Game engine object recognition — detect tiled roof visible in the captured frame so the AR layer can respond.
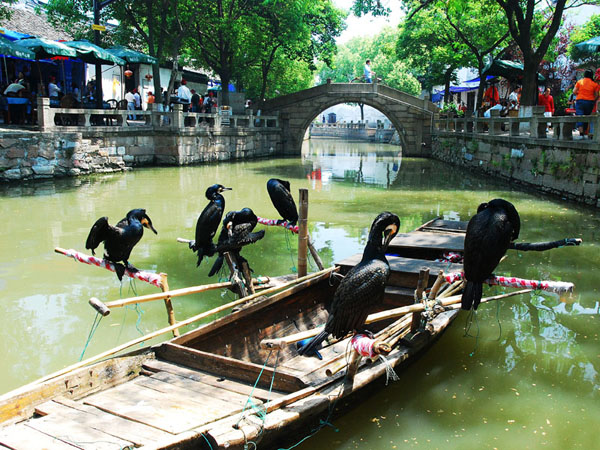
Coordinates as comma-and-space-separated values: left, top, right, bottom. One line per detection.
1, 6, 73, 41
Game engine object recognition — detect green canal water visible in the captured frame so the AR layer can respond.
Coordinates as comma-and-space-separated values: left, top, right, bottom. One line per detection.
0, 138, 598, 448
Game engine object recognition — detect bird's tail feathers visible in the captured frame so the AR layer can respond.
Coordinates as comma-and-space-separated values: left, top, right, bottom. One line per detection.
114, 262, 126, 282
461, 281, 483, 310
196, 247, 205, 267
297, 330, 328, 357
208, 254, 224, 277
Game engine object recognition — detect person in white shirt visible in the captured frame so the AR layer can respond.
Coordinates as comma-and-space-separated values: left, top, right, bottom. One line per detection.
125, 90, 136, 120
177, 79, 192, 112
48, 76, 61, 99
363, 59, 372, 83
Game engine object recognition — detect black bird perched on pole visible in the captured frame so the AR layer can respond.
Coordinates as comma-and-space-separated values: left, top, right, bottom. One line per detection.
461, 199, 520, 311
85, 208, 158, 281
298, 212, 400, 357
190, 184, 232, 267
267, 178, 298, 225
208, 207, 265, 277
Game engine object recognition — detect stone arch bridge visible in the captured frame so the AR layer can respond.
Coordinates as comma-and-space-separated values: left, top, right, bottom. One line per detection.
261, 81, 438, 156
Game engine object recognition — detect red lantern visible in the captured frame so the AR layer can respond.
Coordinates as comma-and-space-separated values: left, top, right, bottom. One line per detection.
124, 70, 133, 78
145, 74, 153, 81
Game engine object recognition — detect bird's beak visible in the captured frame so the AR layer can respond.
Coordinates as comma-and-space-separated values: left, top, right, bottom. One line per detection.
383, 224, 398, 247
220, 186, 232, 192
141, 216, 158, 234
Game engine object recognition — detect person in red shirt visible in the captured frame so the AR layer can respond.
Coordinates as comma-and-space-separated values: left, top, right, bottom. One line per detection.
538, 87, 555, 130
483, 82, 499, 107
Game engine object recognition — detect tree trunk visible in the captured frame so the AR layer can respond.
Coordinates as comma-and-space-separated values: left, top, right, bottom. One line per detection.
443, 67, 453, 104
520, 59, 540, 106
166, 59, 179, 106
152, 63, 162, 104
219, 72, 230, 106
359, 103, 364, 121
475, 60, 486, 111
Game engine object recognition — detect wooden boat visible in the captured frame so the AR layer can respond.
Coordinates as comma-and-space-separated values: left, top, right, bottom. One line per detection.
0, 220, 469, 450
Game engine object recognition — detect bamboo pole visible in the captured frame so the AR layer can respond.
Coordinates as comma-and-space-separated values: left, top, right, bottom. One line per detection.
307, 237, 324, 271
297, 189, 309, 278
411, 268, 429, 333
18, 267, 336, 390
160, 274, 179, 337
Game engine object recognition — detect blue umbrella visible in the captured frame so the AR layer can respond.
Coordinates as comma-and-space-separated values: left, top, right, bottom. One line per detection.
574, 36, 600, 53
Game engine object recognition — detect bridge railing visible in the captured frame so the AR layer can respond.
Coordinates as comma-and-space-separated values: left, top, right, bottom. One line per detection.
37, 99, 279, 132
434, 107, 600, 144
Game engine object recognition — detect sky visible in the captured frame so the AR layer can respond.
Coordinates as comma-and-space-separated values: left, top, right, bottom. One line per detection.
333, 0, 404, 44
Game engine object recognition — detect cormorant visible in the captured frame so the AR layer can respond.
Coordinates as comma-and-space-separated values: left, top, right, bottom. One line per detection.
85, 208, 158, 281
191, 184, 232, 267
461, 199, 520, 310
298, 212, 400, 357
267, 178, 298, 225
208, 207, 265, 277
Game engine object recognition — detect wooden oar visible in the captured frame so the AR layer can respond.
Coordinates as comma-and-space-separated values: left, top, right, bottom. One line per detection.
7, 267, 336, 394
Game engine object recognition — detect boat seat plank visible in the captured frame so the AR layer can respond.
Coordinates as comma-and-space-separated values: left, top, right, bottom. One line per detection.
24, 410, 134, 450
134, 375, 249, 412
34, 398, 170, 446
0, 423, 80, 450
142, 359, 286, 401
336, 255, 462, 288
156, 343, 307, 392
83, 381, 232, 434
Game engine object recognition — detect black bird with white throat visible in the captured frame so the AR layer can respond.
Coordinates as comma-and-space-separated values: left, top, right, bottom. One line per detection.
267, 178, 298, 225
461, 198, 520, 310
191, 184, 232, 267
298, 212, 400, 357
85, 208, 158, 281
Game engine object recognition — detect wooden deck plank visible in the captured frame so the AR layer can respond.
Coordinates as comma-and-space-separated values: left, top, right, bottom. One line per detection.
142, 359, 285, 401
34, 398, 169, 446
147, 371, 262, 408
83, 381, 227, 434
134, 375, 246, 412
0, 423, 80, 450
24, 412, 134, 450
389, 231, 465, 252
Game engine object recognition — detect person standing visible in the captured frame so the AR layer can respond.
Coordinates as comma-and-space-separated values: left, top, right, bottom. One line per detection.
146, 91, 155, 109
125, 89, 136, 120
48, 76, 61, 101
573, 69, 600, 138
190, 89, 201, 112
364, 59, 372, 83
538, 87, 554, 130
133, 88, 141, 112
177, 79, 192, 112
71, 82, 81, 104
508, 85, 522, 111
483, 81, 499, 107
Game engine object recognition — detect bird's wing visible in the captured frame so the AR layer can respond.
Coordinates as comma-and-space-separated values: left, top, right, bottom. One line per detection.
268, 183, 298, 223
195, 203, 222, 247
85, 217, 120, 252
327, 260, 389, 338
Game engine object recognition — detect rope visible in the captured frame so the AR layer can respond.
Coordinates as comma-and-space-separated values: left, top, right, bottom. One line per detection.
79, 312, 102, 361
256, 216, 299, 234
285, 230, 297, 273
62, 248, 163, 288
445, 272, 574, 293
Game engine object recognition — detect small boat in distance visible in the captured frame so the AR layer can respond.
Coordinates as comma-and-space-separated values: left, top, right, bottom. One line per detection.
0, 220, 469, 449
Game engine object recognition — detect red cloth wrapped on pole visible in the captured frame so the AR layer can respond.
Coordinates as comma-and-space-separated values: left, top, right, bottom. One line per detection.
351, 334, 377, 358
256, 216, 299, 234
62, 248, 163, 288
444, 272, 573, 294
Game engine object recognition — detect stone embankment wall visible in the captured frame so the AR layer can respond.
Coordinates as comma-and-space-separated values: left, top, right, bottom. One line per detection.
432, 134, 600, 208
0, 128, 280, 181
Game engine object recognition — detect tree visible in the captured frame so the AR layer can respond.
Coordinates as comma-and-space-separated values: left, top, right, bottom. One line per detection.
568, 14, 600, 68
45, 0, 193, 103
0, 0, 16, 22
240, 0, 345, 101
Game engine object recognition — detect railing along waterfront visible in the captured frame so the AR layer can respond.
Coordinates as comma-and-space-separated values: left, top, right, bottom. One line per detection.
36, 98, 279, 132
434, 106, 600, 145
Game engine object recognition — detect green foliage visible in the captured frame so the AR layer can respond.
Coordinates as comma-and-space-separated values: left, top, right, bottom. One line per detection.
0, 0, 16, 22
315, 27, 422, 95
568, 14, 600, 68
441, 102, 458, 114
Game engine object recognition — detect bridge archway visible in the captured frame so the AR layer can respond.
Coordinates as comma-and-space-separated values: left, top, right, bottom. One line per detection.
261, 82, 438, 156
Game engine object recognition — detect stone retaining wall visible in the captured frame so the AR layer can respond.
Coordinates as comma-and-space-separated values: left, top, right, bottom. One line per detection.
432, 133, 600, 208
0, 128, 281, 181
